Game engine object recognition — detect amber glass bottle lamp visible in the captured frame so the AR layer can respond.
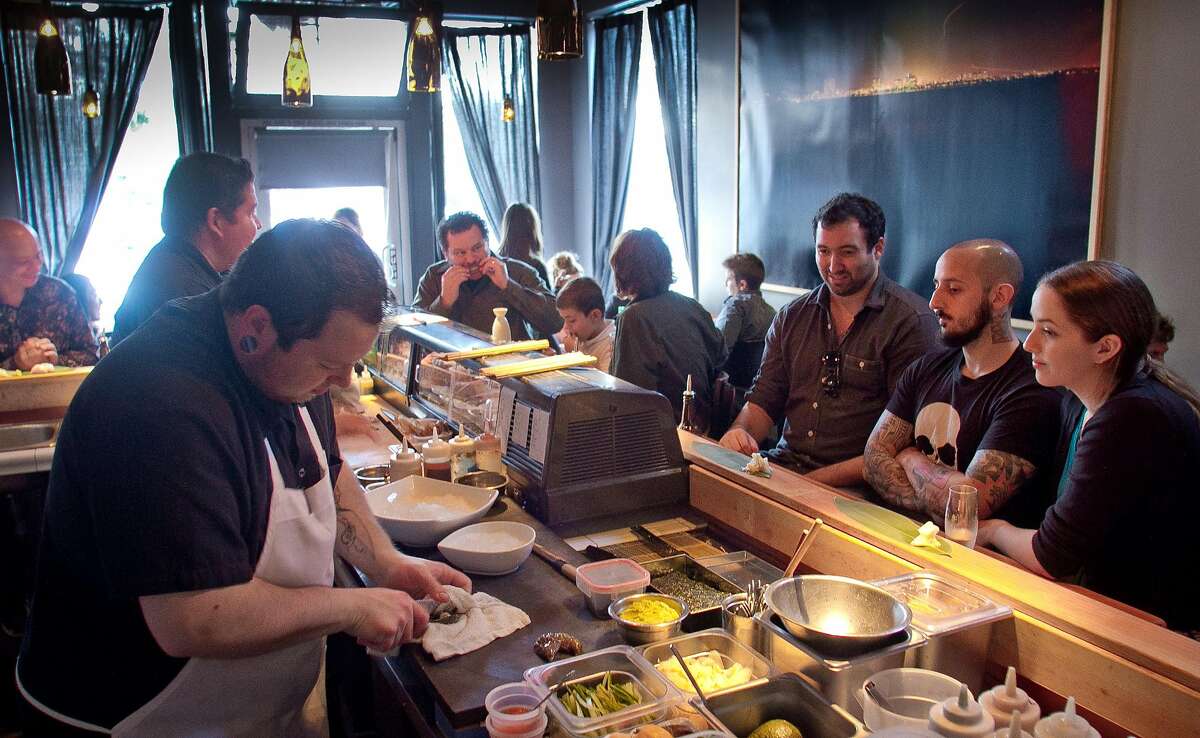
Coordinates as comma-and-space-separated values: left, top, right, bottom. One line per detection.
81, 87, 100, 118
35, 11, 72, 95
536, 0, 582, 60
407, 7, 441, 93
502, 97, 515, 122
282, 16, 312, 107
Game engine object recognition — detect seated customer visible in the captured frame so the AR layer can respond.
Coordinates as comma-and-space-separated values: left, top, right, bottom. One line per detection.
977, 261, 1200, 631
62, 272, 102, 341
719, 193, 939, 486
112, 153, 260, 346
609, 228, 725, 427
414, 211, 562, 340
1147, 312, 1174, 362
548, 250, 583, 293
0, 219, 98, 369
715, 252, 776, 388
863, 240, 1060, 526
555, 277, 615, 373
499, 203, 552, 290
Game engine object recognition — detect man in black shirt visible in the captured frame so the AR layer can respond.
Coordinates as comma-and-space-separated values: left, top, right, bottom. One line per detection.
864, 240, 1060, 526
18, 220, 469, 735
111, 153, 261, 346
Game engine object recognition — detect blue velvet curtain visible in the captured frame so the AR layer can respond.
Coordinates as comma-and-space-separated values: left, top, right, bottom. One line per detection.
443, 26, 541, 234
0, 6, 162, 274
168, 0, 212, 155
647, 0, 698, 296
590, 13, 641, 297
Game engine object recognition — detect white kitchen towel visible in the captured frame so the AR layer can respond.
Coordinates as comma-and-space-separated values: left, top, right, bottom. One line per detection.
421, 585, 531, 661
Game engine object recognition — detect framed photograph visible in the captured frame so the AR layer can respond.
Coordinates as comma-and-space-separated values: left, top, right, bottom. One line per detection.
738, 0, 1114, 319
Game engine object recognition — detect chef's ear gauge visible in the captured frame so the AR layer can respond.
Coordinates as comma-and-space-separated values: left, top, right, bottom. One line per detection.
240, 336, 259, 354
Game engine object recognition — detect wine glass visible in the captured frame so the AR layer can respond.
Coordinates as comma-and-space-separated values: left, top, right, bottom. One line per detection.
945, 484, 979, 549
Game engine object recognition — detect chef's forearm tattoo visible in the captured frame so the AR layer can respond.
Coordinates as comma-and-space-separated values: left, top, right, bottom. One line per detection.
334, 483, 374, 563
966, 449, 1037, 518
863, 412, 922, 512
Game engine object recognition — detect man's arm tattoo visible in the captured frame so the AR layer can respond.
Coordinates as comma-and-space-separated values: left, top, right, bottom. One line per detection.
863, 412, 922, 512
965, 449, 1037, 518
333, 483, 374, 563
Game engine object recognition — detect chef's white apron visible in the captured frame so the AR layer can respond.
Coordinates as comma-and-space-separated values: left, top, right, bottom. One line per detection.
19, 408, 337, 737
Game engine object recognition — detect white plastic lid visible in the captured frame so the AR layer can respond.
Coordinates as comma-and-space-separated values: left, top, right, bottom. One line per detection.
575, 558, 650, 594
873, 571, 1011, 635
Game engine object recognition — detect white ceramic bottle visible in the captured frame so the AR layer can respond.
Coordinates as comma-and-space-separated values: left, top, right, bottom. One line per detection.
491, 307, 511, 343
929, 684, 995, 737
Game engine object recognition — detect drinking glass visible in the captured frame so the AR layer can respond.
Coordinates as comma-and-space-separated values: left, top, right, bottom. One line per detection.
945, 484, 979, 549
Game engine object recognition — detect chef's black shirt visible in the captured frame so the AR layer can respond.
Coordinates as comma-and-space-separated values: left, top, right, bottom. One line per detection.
18, 289, 342, 729
111, 235, 222, 347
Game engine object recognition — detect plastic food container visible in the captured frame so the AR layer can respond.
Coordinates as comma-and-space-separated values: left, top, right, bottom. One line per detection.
485, 711, 547, 738
872, 572, 1011, 693
856, 667, 964, 732
524, 645, 682, 738
639, 628, 775, 697
485, 682, 547, 734
576, 559, 651, 617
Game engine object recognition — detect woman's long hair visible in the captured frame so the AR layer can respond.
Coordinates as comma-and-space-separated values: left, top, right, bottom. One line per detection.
498, 203, 543, 261
1041, 260, 1200, 416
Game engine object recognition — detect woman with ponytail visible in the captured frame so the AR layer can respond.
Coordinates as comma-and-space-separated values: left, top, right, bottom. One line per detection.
976, 260, 1200, 631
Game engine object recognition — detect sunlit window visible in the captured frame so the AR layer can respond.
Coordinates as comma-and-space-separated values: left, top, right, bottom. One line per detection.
619, 13, 692, 297
245, 15, 407, 97
266, 186, 388, 266
75, 24, 178, 332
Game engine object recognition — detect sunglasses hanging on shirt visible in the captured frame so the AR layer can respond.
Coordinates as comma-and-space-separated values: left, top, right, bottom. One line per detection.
819, 351, 842, 398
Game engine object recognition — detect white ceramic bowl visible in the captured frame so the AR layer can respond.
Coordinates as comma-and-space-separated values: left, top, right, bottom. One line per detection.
438, 521, 536, 575
365, 475, 498, 547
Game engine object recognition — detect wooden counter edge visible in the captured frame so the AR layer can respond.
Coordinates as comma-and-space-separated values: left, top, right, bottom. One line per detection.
679, 431, 1200, 694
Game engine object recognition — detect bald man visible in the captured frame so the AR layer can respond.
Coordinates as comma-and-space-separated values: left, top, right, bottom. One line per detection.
863, 240, 1060, 527
0, 219, 98, 370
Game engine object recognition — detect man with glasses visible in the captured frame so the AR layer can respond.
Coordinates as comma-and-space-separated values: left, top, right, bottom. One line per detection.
719, 193, 938, 487
863, 240, 1059, 526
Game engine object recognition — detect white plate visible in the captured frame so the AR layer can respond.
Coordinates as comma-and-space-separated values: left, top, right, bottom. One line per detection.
365, 476, 498, 547
438, 521, 536, 576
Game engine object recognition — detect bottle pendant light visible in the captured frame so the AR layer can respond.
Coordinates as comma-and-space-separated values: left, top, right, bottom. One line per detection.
502, 97, 515, 122
282, 16, 312, 107
35, 8, 72, 95
407, 6, 441, 92
82, 87, 100, 118
536, 0, 582, 60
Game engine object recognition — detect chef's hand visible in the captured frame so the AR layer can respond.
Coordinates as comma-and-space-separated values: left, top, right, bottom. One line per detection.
14, 337, 57, 370
380, 556, 472, 603
441, 265, 471, 306
719, 428, 759, 455
481, 256, 509, 290
346, 588, 430, 650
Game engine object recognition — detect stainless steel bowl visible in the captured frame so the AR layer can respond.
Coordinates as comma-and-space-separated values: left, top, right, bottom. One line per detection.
354, 464, 390, 486
608, 593, 689, 645
765, 575, 911, 656
455, 470, 507, 496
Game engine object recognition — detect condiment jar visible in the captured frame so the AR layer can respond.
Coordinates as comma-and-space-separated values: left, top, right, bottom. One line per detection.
448, 424, 477, 480
389, 445, 423, 482
421, 437, 452, 482
980, 667, 1040, 731
929, 684, 995, 737
491, 307, 511, 344
475, 399, 504, 474
985, 712, 1034, 738
1032, 698, 1099, 738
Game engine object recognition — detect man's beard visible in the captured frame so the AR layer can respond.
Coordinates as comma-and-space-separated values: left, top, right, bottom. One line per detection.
939, 298, 991, 349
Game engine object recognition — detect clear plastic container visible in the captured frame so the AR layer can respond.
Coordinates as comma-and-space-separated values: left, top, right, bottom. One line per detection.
485, 682, 547, 735
485, 711, 547, 738
638, 628, 775, 697
856, 667, 964, 732
576, 559, 651, 616
524, 645, 681, 738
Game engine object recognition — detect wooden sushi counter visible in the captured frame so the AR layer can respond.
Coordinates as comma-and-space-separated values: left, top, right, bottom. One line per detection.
678, 432, 1200, 738
338, 402, 1200, 738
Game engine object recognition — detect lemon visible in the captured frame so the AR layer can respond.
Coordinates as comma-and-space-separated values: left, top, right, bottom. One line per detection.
747, 718, 802, 738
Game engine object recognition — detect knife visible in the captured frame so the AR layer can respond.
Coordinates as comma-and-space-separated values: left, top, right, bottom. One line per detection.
531, 542, 578, 581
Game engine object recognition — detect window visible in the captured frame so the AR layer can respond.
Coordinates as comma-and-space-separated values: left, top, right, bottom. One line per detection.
619, 13, 692, 297
266, 186, 388, 265
75, 23, 178, 332
245, 15, 407, 97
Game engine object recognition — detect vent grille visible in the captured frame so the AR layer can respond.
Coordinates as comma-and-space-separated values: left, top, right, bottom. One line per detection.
557, 411, 671, 485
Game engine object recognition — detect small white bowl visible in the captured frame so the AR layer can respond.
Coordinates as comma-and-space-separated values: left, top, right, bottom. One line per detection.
365, 476, 498, 547
438, 521, 536, 575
